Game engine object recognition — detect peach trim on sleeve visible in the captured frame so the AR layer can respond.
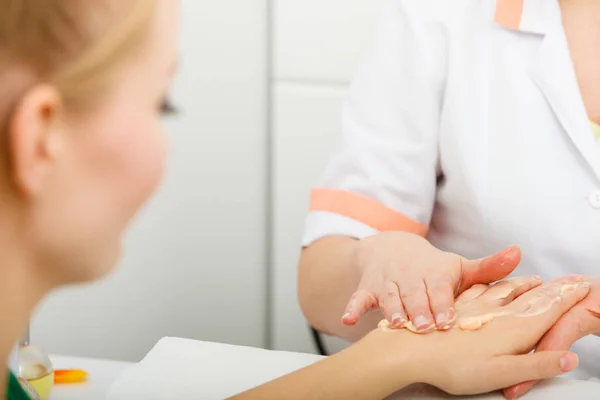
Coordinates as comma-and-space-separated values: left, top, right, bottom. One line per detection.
309, 188, 429, 237
494, 0, 524, 30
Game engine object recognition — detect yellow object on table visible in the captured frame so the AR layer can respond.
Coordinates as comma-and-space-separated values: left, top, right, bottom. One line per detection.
54, 369, 88, 384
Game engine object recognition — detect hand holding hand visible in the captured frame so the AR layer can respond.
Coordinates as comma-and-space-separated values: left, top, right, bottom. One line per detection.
504, 276, 600, 399
343, 231, 522, 332
369, 275, 590, 397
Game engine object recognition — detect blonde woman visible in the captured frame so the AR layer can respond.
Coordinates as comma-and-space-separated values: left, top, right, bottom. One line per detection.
0, 1, 590, 399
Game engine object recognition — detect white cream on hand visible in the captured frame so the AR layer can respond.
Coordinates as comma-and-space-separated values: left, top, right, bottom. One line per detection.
378, 281, 581, 333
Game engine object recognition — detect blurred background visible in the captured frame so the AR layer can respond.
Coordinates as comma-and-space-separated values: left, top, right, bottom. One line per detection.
32, 0, 382, 362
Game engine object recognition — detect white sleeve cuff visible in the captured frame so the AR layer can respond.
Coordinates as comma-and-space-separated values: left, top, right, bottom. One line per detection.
301, 211, 379, 247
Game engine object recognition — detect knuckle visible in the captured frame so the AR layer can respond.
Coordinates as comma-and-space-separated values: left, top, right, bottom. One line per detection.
428, 285, 451, 298
426, 276, 451, 291
427, 272, 450, 282
399, 290, 421, 302
376, 295, 395, 310
399, 279, 425, 292
355, 287, 375, 298
349, 290, 377, 308
385, 281, 399, 297
426, 279, 447, 291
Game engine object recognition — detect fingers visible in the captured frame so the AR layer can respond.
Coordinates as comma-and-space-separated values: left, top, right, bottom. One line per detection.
477, 276, 542, 306
521, 299, 600, 376
399, 278, 435, 332
507, 276, 589, 325
497, 278, 591, 378
459, 246, 521, 292
502, 276, 543, 301
481, 351, 578, 396
503, 381, 535, 400
342, 289, 378, 326
533, 306, 592, 352
455, 284, 488, 305
425, 275, 455, 329
379, 282, 407, 328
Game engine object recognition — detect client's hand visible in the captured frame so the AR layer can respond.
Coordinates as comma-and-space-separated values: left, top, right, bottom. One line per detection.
366, 275, 590, 397
229, 275, 589, 400
504, 276, 600, 399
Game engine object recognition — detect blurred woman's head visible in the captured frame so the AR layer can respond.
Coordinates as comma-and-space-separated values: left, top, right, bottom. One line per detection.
0, 0, 178, 286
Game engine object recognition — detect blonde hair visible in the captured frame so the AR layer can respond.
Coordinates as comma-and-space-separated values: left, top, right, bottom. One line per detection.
0, 0, 155, 113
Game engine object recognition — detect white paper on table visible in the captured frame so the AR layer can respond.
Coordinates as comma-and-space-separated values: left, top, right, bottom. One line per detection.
107, 337, 600, 400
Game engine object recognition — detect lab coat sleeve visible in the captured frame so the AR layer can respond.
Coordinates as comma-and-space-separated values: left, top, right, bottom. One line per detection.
303, 0, 448, 246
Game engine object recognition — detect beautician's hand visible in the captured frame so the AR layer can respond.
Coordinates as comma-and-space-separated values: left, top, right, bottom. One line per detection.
504, 276, 600, 399
342, 231, 522, 332
374, 275, 590, 397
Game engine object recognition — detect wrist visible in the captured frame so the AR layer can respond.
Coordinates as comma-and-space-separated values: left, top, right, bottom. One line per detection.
358, 329, 426, 391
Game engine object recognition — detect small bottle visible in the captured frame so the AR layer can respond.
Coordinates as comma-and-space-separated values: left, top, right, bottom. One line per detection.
8, 344, 19, 374
18, 324, 54, 400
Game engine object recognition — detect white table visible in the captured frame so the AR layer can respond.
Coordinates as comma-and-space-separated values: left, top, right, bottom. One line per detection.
48, 355, 133, 400
106, 337, 600, 400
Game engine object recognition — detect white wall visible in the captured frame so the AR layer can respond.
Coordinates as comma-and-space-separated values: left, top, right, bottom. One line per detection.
32, 0, 269, 362
271, 0, 382, 353
30, 0, 383, 362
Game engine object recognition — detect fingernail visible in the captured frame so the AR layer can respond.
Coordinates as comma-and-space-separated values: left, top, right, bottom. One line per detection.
436, 313, 449, 326
505, 387, 525, 400
533, 275, 542, 281
341, 313, 351, 321
391, 313, 405, 326
442, 309, 456, 329
439, 321, 454, 330
560, 353, 578, 372
413, 315, 431, 330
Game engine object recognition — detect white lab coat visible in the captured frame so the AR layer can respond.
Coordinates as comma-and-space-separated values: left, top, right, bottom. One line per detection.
303, 0, 600, 380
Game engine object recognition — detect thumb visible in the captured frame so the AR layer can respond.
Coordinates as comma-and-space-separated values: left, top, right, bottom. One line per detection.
486, 351, 578, 396
460, 246, 521, 291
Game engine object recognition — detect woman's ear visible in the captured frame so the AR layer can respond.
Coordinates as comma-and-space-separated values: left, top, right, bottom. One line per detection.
7, 84, 65, 197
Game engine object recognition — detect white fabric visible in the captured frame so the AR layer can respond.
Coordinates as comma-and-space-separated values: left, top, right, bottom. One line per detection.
105, 337, 600, 399
107, 337, 324, 400
302, 211, 378, 245
306, 0, 448, 231
303, 0, 600, 379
